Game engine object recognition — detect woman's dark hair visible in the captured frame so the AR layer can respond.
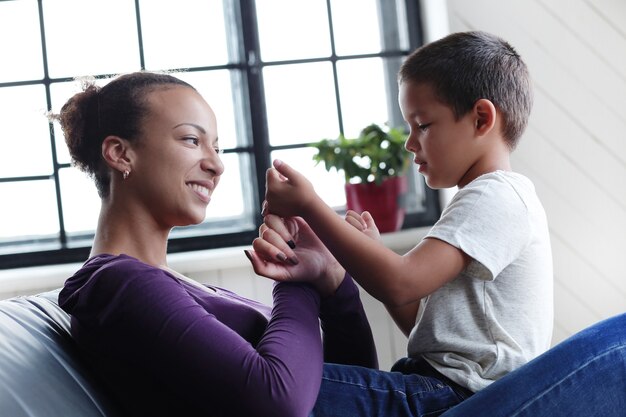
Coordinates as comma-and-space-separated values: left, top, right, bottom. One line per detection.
51, 71, 194, 198
399, 31, 533, 149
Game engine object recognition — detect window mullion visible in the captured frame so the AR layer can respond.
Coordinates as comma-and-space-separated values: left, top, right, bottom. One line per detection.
239, 0, 270, 227
38, 0, 68, 248
134, 0, 146, 69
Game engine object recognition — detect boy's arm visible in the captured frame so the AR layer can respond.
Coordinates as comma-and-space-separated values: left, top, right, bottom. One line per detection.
264, 160, 471, 308
345, 210, 420, 336
386, 302, 421, 337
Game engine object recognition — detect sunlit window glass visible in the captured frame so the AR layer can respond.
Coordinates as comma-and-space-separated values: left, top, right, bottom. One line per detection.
271, 147, 346, 208
0, 180, 59, 242
256, 0, 331, 62
336, 58, 390, 138
0, 1, 43, 83
264, 62, 339, 146
58, 167, 100, 234
205, 152, 251, 224
43, 0, 139, 78
0, 85, 51, 177
0, 0, 434, 268
139, 0, 230, 70
330, 0, 381, 56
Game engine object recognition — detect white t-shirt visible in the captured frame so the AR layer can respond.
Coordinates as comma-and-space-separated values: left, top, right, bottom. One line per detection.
407, 171, 553, 393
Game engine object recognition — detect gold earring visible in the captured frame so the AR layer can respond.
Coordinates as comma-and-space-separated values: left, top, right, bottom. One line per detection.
123, 170, 130, 180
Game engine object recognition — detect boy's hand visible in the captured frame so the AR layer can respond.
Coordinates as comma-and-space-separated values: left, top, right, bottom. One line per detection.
246, 214, 345, 297
345, 210, 381, 242
263, 159, 317, 218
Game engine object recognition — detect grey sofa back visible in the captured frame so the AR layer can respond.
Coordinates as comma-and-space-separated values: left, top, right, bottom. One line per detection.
0, 289, 121, 417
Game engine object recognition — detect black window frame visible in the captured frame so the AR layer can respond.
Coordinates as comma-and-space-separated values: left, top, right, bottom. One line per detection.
0, 0, 440, 270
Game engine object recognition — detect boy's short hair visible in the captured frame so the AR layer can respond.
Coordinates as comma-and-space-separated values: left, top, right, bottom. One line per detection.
399, 31, 533, 149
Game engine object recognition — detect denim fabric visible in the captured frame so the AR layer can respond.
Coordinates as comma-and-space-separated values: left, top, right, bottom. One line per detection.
441, 312, 626, 417
310, 359, 469, 417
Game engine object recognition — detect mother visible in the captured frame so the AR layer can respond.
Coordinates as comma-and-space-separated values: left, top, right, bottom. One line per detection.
53, 71, 377, 417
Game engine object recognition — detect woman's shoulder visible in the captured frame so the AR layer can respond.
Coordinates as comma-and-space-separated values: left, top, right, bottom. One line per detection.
80, 253, 167, 286
59, 253, 172, 311
91, 253, 159, 273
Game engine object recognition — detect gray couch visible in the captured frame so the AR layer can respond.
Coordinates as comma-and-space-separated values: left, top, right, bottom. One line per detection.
1, 290, 623, 417
0, 290, 121, 416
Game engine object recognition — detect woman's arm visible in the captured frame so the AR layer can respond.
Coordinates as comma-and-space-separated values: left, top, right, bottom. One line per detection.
63, 260, 324, 417
248, 215, 378, 369
319, 273, 378, 369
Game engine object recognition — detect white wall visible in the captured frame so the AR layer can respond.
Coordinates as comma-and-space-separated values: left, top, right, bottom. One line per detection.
444, 0, 626, 344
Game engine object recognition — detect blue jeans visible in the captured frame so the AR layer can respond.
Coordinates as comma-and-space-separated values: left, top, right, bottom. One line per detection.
310, 357, 472, 417
441, 312, 626, 416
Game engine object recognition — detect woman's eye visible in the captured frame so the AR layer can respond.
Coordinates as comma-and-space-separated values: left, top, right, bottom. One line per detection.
214, 147, 223, 154
184, 137, 200, 146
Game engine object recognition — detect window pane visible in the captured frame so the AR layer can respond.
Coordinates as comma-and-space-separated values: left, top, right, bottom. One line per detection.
43, 0, 139, 78
336, 58, 390, 138
256, 0, 331, 61
139, 0, 230, 70
59, 167, 100, 234
0, 84, 52, 177
0, 1, 43, 82
264, 62, 339, 145
330, 0, 381, 55
205, 152, 248, 220
272, 147, 346, 208
175, 70, 241, 150
0, 180, 59, 241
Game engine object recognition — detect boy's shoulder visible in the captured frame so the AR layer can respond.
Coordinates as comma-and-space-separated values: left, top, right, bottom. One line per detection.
466, 170, 533, 189
458, 170, 540, 207
437, 170, 546, 233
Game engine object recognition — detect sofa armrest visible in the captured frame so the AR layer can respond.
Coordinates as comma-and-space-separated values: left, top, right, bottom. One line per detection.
0, 289, 121, 417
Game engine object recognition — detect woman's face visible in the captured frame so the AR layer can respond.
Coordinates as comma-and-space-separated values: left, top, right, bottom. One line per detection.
129, 85, 224, 228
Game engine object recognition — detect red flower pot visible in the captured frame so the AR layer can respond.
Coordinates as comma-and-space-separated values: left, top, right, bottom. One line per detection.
344, 176, 408, 233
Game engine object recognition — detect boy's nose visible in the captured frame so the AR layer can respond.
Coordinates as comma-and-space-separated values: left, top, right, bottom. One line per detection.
404, 134, 419, 153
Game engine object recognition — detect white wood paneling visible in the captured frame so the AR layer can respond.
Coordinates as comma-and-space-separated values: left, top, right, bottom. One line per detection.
446, 0, 626, 344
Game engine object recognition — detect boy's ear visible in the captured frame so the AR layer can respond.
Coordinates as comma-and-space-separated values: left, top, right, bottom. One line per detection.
473, 99, 497, 136
101, 135, 134, 174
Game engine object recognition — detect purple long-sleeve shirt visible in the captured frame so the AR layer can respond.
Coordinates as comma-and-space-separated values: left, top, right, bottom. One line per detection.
58, 254, 377, 417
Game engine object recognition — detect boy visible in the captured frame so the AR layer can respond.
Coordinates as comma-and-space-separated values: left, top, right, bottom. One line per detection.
251, 31, 553, 415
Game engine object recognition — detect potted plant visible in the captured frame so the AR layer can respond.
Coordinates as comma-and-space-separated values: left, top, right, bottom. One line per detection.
311, 123, 411, 232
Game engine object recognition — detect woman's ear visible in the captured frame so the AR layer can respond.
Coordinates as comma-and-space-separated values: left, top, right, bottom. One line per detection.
473, 99, 497, 135
102, 136, 133, 174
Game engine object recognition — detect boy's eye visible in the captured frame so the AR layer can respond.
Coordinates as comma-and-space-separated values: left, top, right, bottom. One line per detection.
417, 123, 431, 131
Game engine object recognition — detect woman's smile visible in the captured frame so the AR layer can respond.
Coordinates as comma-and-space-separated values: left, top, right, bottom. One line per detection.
186, 181, 213, 204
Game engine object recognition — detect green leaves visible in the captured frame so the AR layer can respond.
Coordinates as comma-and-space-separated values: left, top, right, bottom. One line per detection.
311, 123, 410, 185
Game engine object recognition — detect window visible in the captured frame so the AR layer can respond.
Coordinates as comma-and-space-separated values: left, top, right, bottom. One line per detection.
0, 0, 440, 270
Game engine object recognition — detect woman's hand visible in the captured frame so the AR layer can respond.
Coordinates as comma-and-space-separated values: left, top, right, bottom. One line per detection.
246, 214, 345, 297
344, 210, 381, 243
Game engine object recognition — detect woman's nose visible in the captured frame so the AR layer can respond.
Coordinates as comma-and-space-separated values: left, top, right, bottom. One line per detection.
201, 149, 225, 176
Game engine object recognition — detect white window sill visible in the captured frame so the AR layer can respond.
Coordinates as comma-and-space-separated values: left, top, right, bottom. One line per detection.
0, 226, 430, 299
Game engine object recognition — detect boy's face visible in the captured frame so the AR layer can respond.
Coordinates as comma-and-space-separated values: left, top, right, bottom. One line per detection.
399, 81, 482, 189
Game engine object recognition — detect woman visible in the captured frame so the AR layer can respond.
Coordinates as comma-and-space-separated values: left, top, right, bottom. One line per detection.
53, 71, 377, 417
